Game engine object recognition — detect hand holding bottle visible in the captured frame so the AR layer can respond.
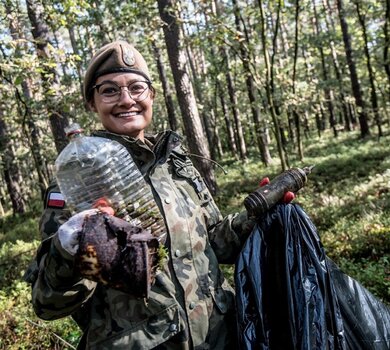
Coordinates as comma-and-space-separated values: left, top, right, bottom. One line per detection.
57, 209, 100, 256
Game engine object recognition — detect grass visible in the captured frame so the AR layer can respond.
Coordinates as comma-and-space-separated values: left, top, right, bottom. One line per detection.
0, 129, 389, 348
217, 129, 390, 302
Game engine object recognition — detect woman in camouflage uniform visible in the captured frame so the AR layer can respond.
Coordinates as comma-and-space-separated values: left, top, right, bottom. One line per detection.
29, 41, 255, 349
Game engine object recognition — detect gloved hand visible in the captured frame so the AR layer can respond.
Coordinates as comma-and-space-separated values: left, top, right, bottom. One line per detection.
259, 177, 295, 203
92, 197, 115, 215
57, 209, 99, 256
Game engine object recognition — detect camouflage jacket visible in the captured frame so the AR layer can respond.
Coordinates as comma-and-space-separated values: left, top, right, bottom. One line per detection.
29, 130, 255, 350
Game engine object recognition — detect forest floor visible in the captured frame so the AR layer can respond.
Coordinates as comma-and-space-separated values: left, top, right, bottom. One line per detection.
1, 128, 389, 349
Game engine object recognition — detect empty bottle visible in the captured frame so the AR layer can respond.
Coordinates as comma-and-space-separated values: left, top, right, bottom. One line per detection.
54, 123, 166, 242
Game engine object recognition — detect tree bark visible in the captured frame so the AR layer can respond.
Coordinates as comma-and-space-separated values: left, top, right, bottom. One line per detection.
157, 0, 217, 194
291, 0, 304, 160
217, 79, 238, 158
183, 37, 217, 160
152, 39, 178, 131
336, 0, 370, 138
355, 1, 383, 137
233, 0, 272, 166
67, 25, 85, 105
384, 0, 390, 96
220, 48, 247, 162
6, 0, 49, 198
322, 0, 352, 131
256, 0, 287, 170
311, 0, 338, 138
26, 0, 69, 154
0, 112, 26, 214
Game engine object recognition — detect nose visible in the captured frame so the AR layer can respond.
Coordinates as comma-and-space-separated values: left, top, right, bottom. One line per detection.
117, 87, 135, 105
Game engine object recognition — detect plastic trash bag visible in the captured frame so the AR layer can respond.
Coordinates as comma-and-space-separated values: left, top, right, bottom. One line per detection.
235, 203, 390, 350
327, 259, 390, 350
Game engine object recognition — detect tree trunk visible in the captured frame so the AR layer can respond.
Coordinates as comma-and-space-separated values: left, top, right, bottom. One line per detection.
0, 112, 26, 214
26, 0, 69, 154
157, 0, 217, 195
291, 0, 304, 160
152, 39, 178, 131
233, 0, 272, 166
222, 47, 247, 161
6, 0, 49, 198
67, 25, 85, 104
355, 1, 383, 137
384, 0, 390, 96
212, 0, 247, 161
256, 0, 287, 170
322, 0, 352, 131
311, 0, 338, 138
183, 39, 217, 160
217, 80, 238, 158
0, 199, 4, 217
336, 0, 370, 138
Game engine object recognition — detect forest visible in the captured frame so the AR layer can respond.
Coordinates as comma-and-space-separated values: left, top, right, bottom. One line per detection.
0, 0, 389, 348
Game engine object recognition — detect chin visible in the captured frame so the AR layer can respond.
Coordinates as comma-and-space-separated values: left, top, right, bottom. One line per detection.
122, 127, 144, 138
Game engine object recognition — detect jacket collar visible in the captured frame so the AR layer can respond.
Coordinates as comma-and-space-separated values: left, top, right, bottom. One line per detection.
91, 129, 182, 172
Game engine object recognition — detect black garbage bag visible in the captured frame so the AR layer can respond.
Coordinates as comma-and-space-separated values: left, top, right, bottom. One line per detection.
235, 203, 390, 350
327, 259, 390, 350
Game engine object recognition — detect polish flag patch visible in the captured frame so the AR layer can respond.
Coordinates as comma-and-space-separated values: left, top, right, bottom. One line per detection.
47, 192, 65, 208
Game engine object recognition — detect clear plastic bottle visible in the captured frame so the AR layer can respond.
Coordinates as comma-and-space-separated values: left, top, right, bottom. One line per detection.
54, 123, 166, 241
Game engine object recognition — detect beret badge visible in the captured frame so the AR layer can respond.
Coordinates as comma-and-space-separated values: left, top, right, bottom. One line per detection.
122, 45, 135, 67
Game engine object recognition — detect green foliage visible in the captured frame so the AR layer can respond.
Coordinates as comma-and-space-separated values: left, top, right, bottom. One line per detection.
215, 130, 390, 304
0, 216, 81, 349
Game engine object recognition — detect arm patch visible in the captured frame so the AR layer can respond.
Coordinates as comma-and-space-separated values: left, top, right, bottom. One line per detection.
45, 191, 66, 209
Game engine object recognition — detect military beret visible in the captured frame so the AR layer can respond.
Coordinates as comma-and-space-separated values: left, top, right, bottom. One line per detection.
83, 41, 151, 102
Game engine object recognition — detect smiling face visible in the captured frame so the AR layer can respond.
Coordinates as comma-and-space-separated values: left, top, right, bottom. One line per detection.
89, 72, 154, 140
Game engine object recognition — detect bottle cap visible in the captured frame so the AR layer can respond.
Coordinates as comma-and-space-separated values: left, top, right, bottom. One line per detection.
65, 123, 84, 138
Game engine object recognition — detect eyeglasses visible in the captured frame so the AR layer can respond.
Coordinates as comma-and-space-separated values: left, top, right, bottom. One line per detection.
92, 80, 152, 103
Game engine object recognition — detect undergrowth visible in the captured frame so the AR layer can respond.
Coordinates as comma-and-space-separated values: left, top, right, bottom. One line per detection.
1, 129, 389, 348
217, 130, 390, 302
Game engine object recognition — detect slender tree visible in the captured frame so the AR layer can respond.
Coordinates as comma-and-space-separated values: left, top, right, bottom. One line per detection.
182, 23, 217, 160
6, 0, 49, 197
233, 0, 272, 166
384, 0, 390, 96
216, 79, 238, 158
223, 48, 248, 161
157, 0, 217, 194
0, 109, 26, 214
212, 0, 247, 160
355, 0, 383, 137
336, 0, 370, 138
311, 0, 338, 138
151, 38, 178, 131
256, 0, 287, 170
26, 0, 70, 153
322, 0, 353, 131
291, 0, 304, 160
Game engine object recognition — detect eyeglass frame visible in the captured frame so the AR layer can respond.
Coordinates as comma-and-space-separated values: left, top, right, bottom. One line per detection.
91, 80, 153, 103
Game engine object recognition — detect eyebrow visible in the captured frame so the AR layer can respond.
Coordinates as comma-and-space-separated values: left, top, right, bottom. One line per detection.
96, 79, 147, 86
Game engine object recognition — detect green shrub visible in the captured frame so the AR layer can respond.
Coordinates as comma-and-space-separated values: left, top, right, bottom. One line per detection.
0, 217, 80, 349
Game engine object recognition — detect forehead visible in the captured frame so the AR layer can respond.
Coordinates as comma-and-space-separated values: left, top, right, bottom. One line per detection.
95, 72, 145, 85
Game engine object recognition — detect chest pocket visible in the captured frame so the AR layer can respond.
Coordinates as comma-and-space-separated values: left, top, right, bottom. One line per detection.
170, 151, 211, 207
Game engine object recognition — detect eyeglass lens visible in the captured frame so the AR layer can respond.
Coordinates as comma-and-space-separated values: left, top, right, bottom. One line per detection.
97, 81, 150, 102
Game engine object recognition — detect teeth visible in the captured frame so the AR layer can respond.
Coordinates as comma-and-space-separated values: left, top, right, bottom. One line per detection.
116, 112, 139, 118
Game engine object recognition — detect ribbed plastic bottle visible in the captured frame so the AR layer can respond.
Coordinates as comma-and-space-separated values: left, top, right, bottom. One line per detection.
54, 123, 166, 242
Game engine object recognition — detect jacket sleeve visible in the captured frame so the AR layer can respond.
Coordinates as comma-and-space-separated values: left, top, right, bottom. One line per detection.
170, 145, 256, 264
202, 189, 256, 264
30, 182, 96, 321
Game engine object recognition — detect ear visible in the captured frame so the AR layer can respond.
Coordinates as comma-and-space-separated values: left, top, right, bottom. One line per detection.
88, 100, 97, 113
149, 86, 156, 100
